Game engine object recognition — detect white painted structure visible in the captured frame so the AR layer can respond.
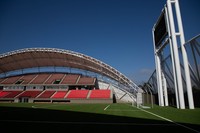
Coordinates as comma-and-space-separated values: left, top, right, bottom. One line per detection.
152, 0, 194, 109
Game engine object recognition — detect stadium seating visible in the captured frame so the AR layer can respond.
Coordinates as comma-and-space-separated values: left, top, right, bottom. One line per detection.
77, 77, 96, 85
37, 90, 56, 98
89, 90, 111, 99
0, 89, 112, 103
66, 90, 89, 99
0, 79, 4, 84
44, 74, 65, 84
20, 74, 38, 84
60, 74, 80, 84
0, 76, 21, 84
29, 74, 50, 84
0, 73, 113, 103
3, 91, 23, 98
17, 90, 43, 98
0, 73, 97, 86
51, 91, 68, 98
0, 91, 10, 98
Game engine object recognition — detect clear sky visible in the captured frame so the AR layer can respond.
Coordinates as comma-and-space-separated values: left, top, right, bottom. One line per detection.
0, 0, 199, 85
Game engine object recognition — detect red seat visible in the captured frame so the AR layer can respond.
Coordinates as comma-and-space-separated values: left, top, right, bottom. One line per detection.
66, 90, 89, 99
3, 91, 23, 98
0, 91, 10, 98
38, 90, 56, 98
17, 90, 43, 98
89, 90, 111, 99
51, 91, 68, 98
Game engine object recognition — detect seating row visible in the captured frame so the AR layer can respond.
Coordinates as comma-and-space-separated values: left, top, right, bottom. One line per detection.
0, 73, 96, 85
0, 89, 111, 99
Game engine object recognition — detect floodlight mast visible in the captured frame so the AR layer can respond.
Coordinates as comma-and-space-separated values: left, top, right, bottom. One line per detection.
166, 0, 185, 109
152, 0, 194, 109
174, 0, 194, 109
164, 6, 180, 108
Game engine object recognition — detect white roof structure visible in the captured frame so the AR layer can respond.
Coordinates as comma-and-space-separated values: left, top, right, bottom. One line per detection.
0, 48, 139, 93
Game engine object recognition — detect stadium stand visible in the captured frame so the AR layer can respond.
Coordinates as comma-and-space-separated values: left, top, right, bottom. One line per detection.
0, 48, 138, 104
17, 90, 43, 98
37, 90, 56, 98
0, 72, 112, 102
2, 90, 23, 98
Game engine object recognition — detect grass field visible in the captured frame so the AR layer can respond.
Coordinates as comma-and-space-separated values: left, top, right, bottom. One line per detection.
0, 103, 200, 133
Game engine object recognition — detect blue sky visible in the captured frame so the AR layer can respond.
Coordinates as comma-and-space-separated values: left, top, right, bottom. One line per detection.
0, 0, 199, 85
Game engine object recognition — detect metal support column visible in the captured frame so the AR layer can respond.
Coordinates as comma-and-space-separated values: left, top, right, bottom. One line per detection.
174, 0, 194, 109
164, 6, 180, 108
166, 0, 185, 109
155, 53, 164, 106
162, 71, 169, 106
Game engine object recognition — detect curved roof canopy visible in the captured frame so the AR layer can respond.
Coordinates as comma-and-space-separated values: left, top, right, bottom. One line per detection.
0, 48, 139, 91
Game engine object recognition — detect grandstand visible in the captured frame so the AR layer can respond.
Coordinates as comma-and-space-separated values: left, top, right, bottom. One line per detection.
0, 48, 139, 104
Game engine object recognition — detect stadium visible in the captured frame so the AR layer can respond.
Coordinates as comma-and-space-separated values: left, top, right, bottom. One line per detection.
0, 0, 200, 132
0, 47, 138, 104
0, 47, 200, 132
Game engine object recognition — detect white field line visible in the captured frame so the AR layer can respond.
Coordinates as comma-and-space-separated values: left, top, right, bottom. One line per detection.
104, 104, 140, 112
104, 105, 110, 110
105, 109, 141, 112
136, 106, 200, 133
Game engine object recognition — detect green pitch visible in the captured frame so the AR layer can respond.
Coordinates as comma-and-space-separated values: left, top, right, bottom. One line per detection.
0, 103, 200, 132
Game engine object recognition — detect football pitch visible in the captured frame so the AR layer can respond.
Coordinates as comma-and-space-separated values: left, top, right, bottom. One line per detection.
0, 103, 200, 133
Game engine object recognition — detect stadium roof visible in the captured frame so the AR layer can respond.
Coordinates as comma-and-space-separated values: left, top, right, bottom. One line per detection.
0, 48, 139, 92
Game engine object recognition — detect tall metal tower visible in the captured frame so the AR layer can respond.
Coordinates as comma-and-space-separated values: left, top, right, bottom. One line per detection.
152, 0, 194, 109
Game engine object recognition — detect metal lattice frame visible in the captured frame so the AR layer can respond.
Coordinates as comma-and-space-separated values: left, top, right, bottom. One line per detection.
147, 34, 200, 107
